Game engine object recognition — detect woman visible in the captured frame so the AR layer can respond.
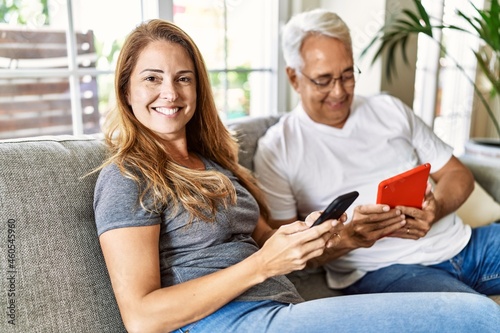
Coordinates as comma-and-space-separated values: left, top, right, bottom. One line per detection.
94, 19, 500, 333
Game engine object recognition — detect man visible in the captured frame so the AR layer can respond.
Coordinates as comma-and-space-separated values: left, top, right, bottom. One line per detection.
254, 8, 500, 295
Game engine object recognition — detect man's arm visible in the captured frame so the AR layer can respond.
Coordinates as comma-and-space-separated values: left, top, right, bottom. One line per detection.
430, 156, 474, 220
269, 217, 297, 229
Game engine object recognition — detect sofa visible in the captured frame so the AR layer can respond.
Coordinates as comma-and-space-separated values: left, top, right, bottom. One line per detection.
0, 115, 499, 332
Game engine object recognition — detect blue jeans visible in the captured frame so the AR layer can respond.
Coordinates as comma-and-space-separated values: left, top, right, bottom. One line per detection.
176, 293, 500, 332
343, 223, 500, 294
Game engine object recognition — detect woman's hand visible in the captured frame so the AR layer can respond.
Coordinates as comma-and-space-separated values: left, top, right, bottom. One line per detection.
304, 211, 345, 248
252, 216, 336, 279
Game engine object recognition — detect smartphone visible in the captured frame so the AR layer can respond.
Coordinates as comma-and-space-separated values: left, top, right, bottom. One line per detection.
376, 163, 431, 209
311, 191, 359, 227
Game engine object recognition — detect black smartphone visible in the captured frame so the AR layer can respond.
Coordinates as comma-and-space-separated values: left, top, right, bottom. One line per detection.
311, 191, 359, 227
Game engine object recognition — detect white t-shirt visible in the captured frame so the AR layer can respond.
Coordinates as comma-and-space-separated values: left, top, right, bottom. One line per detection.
254, 94, 471, 288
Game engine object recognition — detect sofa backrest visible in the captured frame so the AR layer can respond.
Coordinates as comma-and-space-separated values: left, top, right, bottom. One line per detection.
0, 136, 126, 332
226, 115, 280, 171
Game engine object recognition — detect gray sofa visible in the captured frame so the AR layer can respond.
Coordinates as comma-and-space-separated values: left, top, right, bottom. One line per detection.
0, 116, 498, 332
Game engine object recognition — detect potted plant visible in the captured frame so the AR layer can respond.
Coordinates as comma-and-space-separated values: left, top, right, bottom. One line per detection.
361, 0, 500, 149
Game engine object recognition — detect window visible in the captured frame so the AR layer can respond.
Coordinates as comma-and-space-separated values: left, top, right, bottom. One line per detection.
413, 0, 486, 155
172, 0, 278, 120
0, 0, 278, 140
0, 0, 142, 139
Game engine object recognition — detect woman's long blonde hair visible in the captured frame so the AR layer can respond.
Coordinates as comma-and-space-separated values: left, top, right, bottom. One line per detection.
100, 19, 269, 222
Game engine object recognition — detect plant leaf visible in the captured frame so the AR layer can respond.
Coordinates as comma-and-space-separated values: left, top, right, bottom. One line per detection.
415, 0, 432, 32
474, 50, 500, 95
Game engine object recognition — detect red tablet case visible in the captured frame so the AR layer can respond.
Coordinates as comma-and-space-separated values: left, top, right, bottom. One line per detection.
376, 163, 431, 209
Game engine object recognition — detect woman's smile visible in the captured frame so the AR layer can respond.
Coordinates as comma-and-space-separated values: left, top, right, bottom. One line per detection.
152, 106, 181, 116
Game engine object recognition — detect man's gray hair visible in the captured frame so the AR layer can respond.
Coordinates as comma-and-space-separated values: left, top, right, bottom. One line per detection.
282, 8, 352, 70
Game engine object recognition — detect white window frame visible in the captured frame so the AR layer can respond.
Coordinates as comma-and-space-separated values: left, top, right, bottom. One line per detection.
414, 0, 485, 155
0, 0, 282, 139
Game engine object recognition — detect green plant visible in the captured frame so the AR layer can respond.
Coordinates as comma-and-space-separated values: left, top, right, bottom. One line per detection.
0, 0, 49, 25
361, 0, 500, 138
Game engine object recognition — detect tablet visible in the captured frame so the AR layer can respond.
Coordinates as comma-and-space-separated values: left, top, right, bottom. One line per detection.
376, 163, 431, 209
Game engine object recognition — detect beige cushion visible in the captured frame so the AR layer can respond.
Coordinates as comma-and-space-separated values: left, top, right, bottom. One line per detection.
457, 181, 500, 228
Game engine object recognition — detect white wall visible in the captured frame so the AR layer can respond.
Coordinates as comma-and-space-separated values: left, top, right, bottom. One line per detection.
320, 0, 385, 97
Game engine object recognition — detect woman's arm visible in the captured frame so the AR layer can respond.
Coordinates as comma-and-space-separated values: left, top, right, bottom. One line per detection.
100, 225, 266, 333
100, 218, 333, 333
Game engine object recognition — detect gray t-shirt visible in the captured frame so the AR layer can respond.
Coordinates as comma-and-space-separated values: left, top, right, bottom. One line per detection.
93, 157, 303, 303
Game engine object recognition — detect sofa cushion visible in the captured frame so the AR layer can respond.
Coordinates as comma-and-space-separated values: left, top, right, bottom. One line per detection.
457, 181, 500, 228
0, 136, 126, 332
287, 268, 343, 300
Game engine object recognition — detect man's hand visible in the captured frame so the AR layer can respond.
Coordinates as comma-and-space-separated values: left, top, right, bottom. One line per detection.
305, 205, 405, 268
391, 182, 436, 240
342, 204, 407, 248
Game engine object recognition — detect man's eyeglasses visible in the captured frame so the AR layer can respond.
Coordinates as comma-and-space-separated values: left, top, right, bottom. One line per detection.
299, 66, 361, 93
